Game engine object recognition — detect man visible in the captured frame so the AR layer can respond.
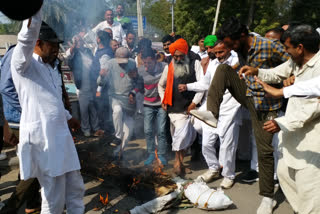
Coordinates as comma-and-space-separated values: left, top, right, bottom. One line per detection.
240, 25, 320, 214
138, 48, 167, 166
11, 10, 84, 213
265, 27, 284, 41
110, 39, 119, 54
191, 17, 289, 214
161, 34, 174, 63
104, 28, 113, 39
124, 31, 136, 56
97, 47, 142, 157
158, 38, 203, 175
67, 33, 105, 137
114, 3, 133, 33
191, 36, 208, 59
179, 39, 241, 189
92, 9, 126, 46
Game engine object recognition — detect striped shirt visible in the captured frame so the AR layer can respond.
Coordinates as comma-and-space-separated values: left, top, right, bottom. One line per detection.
246, 35, 290, 111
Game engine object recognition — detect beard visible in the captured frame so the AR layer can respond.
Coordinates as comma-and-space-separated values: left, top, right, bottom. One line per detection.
208, 52, 215, 60
173, 56, 190, 78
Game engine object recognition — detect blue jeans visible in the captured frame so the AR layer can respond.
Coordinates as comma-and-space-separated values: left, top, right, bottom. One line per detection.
144, 105, 167, 155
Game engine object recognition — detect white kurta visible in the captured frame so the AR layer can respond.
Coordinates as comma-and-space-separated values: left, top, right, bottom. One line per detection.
11, 11, 81, 180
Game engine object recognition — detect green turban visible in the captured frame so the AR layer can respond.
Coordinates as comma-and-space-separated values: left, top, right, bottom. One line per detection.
204, 35, 217, 47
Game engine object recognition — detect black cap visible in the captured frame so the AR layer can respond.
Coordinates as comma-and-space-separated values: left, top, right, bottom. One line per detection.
0, 0, 43, 21
39, 22, 63, 43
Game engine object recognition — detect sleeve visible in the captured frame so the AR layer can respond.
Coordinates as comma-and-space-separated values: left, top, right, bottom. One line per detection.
65, 48, 74, 59
11, 10, 42, 75
191, 60, 205, 105
258, 59, 293, 84
158, 65, 168, 101
97, 75, 107, 87
91, 22, 103, 34
120, 26, 127, 46
275, 98, 320, 132
187, 67, 211, 92
272, 41, 290, 63
99, 54, 111, 70
283, 76, 320, 98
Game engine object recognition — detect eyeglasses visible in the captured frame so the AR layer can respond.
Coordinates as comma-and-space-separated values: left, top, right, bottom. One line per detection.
173, 54, 185, 60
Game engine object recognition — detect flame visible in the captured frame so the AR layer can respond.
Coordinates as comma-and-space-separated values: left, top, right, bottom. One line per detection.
99, 193, 108, 205
153, 149, 167, 175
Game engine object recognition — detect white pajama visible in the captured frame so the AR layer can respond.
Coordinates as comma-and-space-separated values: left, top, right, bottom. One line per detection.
37, 170, 85, 214
168, 113, 196, 151
111, 98, 134, 150
202, 121, 239, 179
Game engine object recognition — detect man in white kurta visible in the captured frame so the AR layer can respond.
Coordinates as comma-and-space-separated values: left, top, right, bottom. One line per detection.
11, 10, 84, 213
179, 41, 241, 188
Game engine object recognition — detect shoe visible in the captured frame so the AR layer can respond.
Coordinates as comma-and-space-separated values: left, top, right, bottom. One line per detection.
257, 197, 277, 214
220, 177, 234, 189
190, 110, 217, 128
93, 129, 104, 137
158, 155, 167, 166
242, 170, 259, 183
0, 153, 7, 161
195, 169, 219, 183
83, 131, 91, 137
110, 138, 122, 147
144, 154, 155, 165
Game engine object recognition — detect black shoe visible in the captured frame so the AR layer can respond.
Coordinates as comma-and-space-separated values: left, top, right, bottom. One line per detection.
110, 138, 121, 147
242, 170, 259, 183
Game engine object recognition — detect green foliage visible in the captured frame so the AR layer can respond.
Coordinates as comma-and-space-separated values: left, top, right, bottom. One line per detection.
0, 21, 21, 34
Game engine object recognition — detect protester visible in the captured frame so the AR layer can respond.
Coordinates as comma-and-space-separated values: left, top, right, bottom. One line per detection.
67, 34, 104, 137
104, 28, 113, 39
92, 9, 126, 46
200, 35, 217, 74
10, 10, 85, 213
138, 48, 168, 165
265, 27, 284, 41
114, 3, 133, 33
110, 39, 120, 54
161, 34, 174, 64
179, 39, 241, 188
124, 31, 136, 57
191, 36, 208, 59
97, 47, 143, 158
158, 38, 204, 176
190, 17, 290, 214
135, 38, 153, 67
240, 24, 320, 214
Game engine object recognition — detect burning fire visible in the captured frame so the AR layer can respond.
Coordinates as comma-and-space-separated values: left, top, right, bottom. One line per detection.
153, 149, 167, 175
99, 193, 108, 205
128, 177, 141, 189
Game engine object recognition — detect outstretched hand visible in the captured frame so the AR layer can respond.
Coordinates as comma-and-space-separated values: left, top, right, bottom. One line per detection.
254, 76, 284, 98
239, 65, 258, 79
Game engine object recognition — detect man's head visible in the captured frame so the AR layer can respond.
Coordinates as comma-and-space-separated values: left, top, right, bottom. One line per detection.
169, 38, 189, 64
137, 38, 152, 54
105, 9, 114, 25
34, 22, 62, 64
213, 41, 231, 63
116, 4, 124, 17
126, 31, 136, 48
282, 25, 320, 66
104, 28, 113, 39
141, 48, 156, 72
110, 39, 119, 53
265, 27, 284, 41
97, 30, 111, 48
204, 35, 218, 59
162, 34, 174, 54
72, 35, 84, 49
217, 17, 249, 52
198, 36, 206, 52
115, 47, 130, 67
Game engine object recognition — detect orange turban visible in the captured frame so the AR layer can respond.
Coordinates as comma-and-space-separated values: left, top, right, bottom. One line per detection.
169, 38, 189, 56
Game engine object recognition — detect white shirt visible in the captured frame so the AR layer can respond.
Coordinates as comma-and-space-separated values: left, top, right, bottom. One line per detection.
258, 51, 320, 169
283, 75, 320, 98
186, 51, 241, 135
11, 10, 80, 180
190, 45, 208, 59
92, 20, 126, 46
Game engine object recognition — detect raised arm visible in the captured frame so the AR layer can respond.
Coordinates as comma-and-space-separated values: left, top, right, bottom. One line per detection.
11, 9, 42, 75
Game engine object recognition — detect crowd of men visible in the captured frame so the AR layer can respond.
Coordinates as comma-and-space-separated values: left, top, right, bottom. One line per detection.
0, 2, 320, 214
